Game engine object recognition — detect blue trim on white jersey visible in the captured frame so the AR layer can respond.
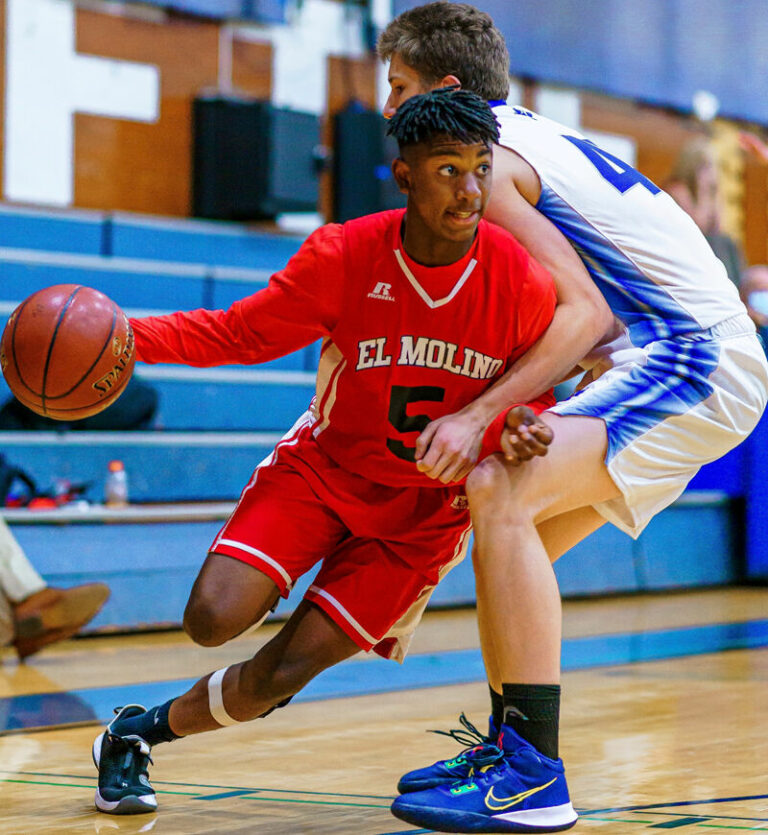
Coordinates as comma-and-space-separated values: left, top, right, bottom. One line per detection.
536, 185, 701, 346
555, 333, 720, 460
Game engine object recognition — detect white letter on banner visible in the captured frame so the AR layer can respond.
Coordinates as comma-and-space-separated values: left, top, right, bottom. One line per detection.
4, 0, 159, 206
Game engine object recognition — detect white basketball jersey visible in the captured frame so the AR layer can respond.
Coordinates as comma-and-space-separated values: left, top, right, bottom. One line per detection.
493, 104, 746, 347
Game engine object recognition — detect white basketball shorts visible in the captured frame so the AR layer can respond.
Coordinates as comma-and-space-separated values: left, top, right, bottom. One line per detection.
549, 314, 768, 537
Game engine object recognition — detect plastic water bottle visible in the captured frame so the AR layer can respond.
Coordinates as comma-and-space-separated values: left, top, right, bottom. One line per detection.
104, 460, 129, 507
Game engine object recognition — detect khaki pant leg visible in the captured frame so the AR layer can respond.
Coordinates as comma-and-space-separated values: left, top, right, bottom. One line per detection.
0, 517, 46, 603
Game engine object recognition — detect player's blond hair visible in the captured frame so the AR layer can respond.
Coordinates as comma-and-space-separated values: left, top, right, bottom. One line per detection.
377, 2, 510, 102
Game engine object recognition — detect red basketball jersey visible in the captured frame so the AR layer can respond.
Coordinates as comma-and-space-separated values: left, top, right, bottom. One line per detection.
131, 209, 555, 487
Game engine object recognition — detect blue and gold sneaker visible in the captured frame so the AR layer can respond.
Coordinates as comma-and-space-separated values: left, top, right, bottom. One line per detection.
397, 713, 501, 793
92, 705, 157, 815
391, 723, 577, 833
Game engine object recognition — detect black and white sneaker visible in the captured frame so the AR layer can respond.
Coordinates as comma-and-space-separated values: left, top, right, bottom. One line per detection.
92, 705, 157, 815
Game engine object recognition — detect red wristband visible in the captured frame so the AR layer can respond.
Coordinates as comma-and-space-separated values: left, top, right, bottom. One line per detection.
477, 390, 556, 461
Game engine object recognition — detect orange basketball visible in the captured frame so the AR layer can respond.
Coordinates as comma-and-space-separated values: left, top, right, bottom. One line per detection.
0, 284, 135, 421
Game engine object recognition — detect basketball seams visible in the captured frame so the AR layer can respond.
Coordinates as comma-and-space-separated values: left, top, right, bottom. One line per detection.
14, 384, 125, 420
44, 299, 119, 403
65, 360, 133, 416
41, 286, 82, 413
10, 366, 132, 418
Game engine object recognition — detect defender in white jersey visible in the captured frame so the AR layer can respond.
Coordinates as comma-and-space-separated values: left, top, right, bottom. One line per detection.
495, 103, 766, 534
378, 4, 768, 834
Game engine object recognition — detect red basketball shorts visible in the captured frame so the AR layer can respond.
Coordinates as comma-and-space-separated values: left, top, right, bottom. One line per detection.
211, 413, 472, 661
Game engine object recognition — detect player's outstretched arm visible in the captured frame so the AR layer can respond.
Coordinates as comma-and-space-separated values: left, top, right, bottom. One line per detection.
131, 227, 343, 367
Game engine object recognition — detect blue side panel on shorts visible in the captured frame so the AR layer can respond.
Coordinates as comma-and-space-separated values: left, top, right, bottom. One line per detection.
536, 185, 700, 345
556, 336, 720, 462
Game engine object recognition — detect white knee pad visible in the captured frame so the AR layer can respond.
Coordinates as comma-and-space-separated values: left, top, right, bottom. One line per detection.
207, 666, 240, 727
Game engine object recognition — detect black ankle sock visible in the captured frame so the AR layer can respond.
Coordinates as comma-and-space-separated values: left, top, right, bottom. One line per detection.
113, 699, 180, 746
501, 683, 560, 760
489, 685, 504, 734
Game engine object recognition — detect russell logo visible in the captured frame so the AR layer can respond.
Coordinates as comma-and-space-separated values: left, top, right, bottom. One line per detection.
368, 282, 396, 302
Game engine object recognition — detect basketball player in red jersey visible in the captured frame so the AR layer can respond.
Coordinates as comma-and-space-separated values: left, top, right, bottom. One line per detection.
91, 89, 557, 815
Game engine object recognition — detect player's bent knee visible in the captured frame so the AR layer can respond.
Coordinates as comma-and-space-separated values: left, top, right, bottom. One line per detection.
183, 616, 224, 647
466, 456, 540, 524
183, 599, 238, 647
465, 455, 513, 503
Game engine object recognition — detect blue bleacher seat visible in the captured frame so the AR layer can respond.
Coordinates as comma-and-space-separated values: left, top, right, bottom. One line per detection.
0, 364, 314, 431
209, 267, 271, 308
136, 366, 316, 430
0, 431, 280, 502
0, 247, 314, 376
0, 204, 104, 255
0, 249, 208, 311
108, 213, 303, 270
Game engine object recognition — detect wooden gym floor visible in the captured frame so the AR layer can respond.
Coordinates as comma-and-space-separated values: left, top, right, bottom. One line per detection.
1, 587, 767, 834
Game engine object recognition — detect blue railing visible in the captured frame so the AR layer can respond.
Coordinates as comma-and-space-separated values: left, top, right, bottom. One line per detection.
117, 0, 288, 24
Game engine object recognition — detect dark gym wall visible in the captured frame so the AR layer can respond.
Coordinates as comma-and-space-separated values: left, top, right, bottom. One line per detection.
393, 0, 768, 125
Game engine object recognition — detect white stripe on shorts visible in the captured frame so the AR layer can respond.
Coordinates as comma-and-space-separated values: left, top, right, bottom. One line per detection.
306, 585, 379, 646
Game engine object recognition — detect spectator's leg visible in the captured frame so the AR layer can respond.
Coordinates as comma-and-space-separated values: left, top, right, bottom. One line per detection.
0, 518, 46, 603
0, 588, 14, 647
0, 519, 110, 659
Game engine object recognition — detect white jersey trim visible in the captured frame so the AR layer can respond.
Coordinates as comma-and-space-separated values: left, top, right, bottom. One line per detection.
394, 248, 477, 309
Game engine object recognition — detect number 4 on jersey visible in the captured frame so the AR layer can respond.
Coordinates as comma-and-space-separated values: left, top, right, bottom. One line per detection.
564, 135, 660, 195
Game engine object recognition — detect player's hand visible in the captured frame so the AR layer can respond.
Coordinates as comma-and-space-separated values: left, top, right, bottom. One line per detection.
500, 405, 553, 465
414, 410, 486, 484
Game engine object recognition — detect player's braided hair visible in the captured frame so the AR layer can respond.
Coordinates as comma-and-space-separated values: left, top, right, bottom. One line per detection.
386, 87, 500, 150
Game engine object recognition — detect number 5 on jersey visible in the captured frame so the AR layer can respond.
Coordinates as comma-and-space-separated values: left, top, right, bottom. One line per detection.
387, 384, 445, 462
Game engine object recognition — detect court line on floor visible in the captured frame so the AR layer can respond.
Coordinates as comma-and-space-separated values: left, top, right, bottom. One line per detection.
0, 769, 393, 800
3, 770, 768, 831
2, 618, 767, 733
582, 794, 768, 815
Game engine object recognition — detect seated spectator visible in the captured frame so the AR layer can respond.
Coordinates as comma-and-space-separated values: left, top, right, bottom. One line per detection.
665, 136, 745, 288
666, 136, 768, 341
0, 377, 158, 431
740, 264, 768, 337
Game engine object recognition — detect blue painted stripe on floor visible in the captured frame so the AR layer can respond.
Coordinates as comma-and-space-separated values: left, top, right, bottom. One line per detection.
378, 830, 433, 834
2, 619, 767, 732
